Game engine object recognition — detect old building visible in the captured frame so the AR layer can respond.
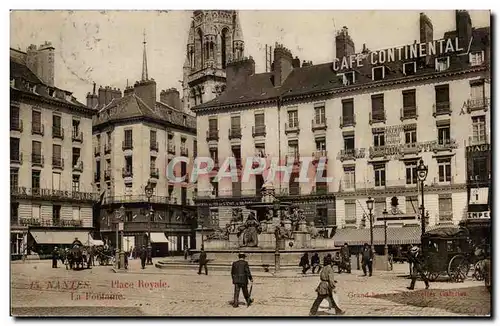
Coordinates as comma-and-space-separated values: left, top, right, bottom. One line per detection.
10, 44, 98, 257
92, 35, 197, 255
192, 11, 490, 250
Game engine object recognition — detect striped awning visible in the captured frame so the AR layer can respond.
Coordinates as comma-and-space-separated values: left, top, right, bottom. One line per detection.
30, 230, 93, 245
333, 225, 423, 246
149, 232, 175, 244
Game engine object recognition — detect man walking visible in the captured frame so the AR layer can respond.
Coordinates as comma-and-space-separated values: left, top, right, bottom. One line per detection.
299, 252, 311, 274
309, 256, 344, 316
340, 243, 351, 274
184, 245, 190, 260
361, 243, 373, 277
51, 247, 59, 268
231, 253, 253, 308
140, 245, 147, 269
407, 245, 429, 290
198, 247, 208, 275
311, 252, 321, 274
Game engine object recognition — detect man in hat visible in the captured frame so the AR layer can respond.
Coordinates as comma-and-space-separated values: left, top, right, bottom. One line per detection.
309, 255, 344, 316
361, 243, 374, 277
140, 245, 147, 269
340, 243, 351, 274
407, 245, 429, 290
231, 253, 253, 308
51, 247, 59, 268
198, 247, 208, 275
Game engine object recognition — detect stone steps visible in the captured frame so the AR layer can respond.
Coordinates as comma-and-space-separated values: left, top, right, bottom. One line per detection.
155, 260, 302, 273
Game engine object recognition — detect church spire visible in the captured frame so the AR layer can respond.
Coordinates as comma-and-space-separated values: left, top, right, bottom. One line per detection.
142, 29, 148, 81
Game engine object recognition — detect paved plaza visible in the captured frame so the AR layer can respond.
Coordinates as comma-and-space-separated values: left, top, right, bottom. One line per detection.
11, 258, 491, 317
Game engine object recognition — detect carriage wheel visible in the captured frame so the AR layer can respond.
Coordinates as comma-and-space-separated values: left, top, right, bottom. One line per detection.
448, 255, 469, 282
473, 261, 485, 281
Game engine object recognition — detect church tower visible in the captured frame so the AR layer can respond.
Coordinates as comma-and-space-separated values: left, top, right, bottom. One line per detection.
182, 10, 244, 112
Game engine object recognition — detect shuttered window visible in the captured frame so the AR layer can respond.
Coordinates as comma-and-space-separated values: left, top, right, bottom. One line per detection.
208, 118, 217, 132
32, 205, 41, 219
345, 201, 356, 222
255, 113, 264, 127
342, 99, 354, 117
73, 207, 80, 220
439, 196, 453, 221
231, 116, 241, 129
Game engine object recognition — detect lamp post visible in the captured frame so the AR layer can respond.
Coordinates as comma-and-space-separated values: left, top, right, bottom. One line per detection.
383, 208, 388, 256
115, 205, 125, 269
417, 159, 428, 237
273, 199, 281, 274
144, 180, 154, 265
366, 197, 375, 252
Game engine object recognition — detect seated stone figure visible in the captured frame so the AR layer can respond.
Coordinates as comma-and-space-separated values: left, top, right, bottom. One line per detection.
238, 212, 262, 247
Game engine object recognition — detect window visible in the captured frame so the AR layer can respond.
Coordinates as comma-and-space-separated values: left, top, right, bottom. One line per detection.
371, 94, 384, 121
53, 144, 62, 167
208, 118, 217, 132
72, 148, 80, 167
231, 116, 241, 131
288, 140, 299, 159
342, 99, 354, 118
314, 105, 325, 124
405, 161, 418, 185
289, 172, 300, 195
372, 66, 385, 81
125, 184, 132, 196
373, 132, 385, 147
150, 130, 157, 147
10, 137, 19, 162
32, 110, 41, 131
209, 148, 218, 164
435, 85, 450, 109
72, 174, 80, 192
438, 158, 452, 182
436, 57, 450, 71
72, 119, 80, 137
10, 106, 20, 130
52, 115, 62, 137
96, 161, 101, 177
181, 138, 187, 152
124, 129, 132, 148
193, 139, 197, 157
340, 71, 355, 85
402, 89, 416, 109
125, 156, 133, 172
32, 170, 41, 189
106, 131, 112, 145
438, 196, 453, 221
288, 110, 298, 128
32, 204, 40, 220
344, 135, 355, 150
96, 134, 101, 148
32, 140, 41, 155
403, 62, 416, 75
374, 164, 386, 187
343, 167, 355, 189
255, 113, 265, 127
106, 182, 111, 196
232, 145, 241, 166
437, 125, 451, 145
470, 83, 484, 100
405, 128, 417, 144
255, 143, 265, 157
374, 199, 386, 218
210, 181, 218, 196
315, 138, 326, 151
52, 172, 61, 190
469, 51, 484, 66
10, 168, 18, 189
405, 196, 418, 214
52, 205, 61, 224
183, 115, 187, 125
125, 211, 133, 222
150, 156, 156, 170
472, 157, 488, 181
11, 203, 19, 223
472, 116, 486, 143
344, 201, 356, 223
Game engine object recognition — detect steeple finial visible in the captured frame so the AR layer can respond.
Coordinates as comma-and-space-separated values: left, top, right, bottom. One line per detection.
142, 29, 148, 81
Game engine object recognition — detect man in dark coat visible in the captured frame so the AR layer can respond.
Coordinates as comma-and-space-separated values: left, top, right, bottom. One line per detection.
407, 245, 429, 290
184, 245, 190, 260
51, 247, 59, 268
299, 252, 311, 274
340, 243, 351, 273
231, 253, 253, 308
198, 247, 208, 275
140, 245, 147, 269
311, 252, 321, 274
361, 243, 374, 276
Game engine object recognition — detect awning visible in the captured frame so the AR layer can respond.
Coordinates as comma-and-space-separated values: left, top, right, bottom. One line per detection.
85, 239, 104, 246
469, 187, 489, 205
30, 230, 93, 245
149, 232, 175, 244
333, 225, 424, 246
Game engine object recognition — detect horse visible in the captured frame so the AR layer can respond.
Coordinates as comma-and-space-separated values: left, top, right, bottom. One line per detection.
67, 247, 87, 270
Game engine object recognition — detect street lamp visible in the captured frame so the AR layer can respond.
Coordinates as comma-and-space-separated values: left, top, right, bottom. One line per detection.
144, 180, 154, 265
417, 159, 428, 237
383, 208, 388, 256
366, 197, 375, 252
115, 205, 125, 269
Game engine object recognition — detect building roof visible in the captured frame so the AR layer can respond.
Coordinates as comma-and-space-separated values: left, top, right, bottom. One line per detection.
193, 27, 490, 111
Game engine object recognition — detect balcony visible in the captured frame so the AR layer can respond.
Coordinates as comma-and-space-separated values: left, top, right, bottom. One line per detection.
339, 115, 356, 128
369, 111, 386, 125
122, 141, 133, 150
104, 143, 111, 154
400, 106, 418, 121
433, 101, 452, 117
94, 146, 101, 157
400, 143, 421, 156
228, 127, 242, 140
150, 167, 159, 179
31, 124, 44, 136
10, 119, 23, 132
167, 142, 176, 154
468, 136, 488, 146
72, 131, 83, 143
16, 218, 83, 227
31, 153, 44, 167
52, 157, 64, 169
431, 139, 457, 153
73, 160, 83, 172
252, 125, 266, 137
94, 172, 100, 183
285, 122, 300, 134
311, 118, 327, 131
52, 126, 64, 139
122, 167, 133, 178
10, 152, 23, 164
181, 146, 189, 156
313, 150, 328, 162
467, 97, 489, 113
150, 141, 159, 151
206, 130, 219, 141
104, 169, 111, 180
338, 148, 365, 162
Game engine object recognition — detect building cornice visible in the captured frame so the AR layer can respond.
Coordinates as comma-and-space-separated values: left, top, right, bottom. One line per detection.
335, 183, 468, 199
92, 115, 197, 135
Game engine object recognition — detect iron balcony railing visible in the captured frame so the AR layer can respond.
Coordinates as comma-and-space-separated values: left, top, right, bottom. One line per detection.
339, 114, 356, 128
206, 130, 219, 141
252, 125, 266, 137
52, 126, 64, 139
285, 122, 300, 134
31, 124, 44, 136
52, 157, 64, 169
73, 160, 84, 172
72, 131, 83, 142
467, 97, 490, 112
10, 119, 23, 132
311, 118, 327, 131
369, 111, 386, 124
228, 127, 242, 140
31, 153, 44, 167
122, 140, 133, 150
400, 106, 418, 120
433, 101, 452, 117
10, 152, 23, 164
150, 141, 159, 151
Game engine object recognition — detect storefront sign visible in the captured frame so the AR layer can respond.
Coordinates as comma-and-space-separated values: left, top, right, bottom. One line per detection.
467, 144, 490, 153
467, 211, 490, 219
11, 187, 97, 201
333, 37, 464, 71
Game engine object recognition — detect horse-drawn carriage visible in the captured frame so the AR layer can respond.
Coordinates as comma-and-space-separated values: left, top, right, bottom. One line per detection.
94, 246, 114, 266
420, 226, 487, 283
64, 239, 91, 270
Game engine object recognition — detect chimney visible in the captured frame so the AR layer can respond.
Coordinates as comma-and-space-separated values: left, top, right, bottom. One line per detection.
456, 10, 472, 51
98, 86, 105, 108
86, 84, 98, 109
225, 56, 256, 89
292, 56, 301, 68
134, 79, 157, 110
160, 88, 181, 110
124, 86, 135, 96
104, 86, 112, 106
26, 42, 55, 87
335, 26, 355, 59
272, 43, 293, 87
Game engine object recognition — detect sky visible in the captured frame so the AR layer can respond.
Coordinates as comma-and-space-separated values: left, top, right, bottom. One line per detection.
10, 10, 490, 104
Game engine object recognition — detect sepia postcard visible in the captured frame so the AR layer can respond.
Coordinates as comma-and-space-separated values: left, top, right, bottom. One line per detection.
10, 9, 491, 317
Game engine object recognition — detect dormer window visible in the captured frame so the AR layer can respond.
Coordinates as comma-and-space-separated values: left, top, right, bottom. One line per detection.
372, 66, 385, 81
338, 71, 355, 86
403, 62, 416, 76
469, 51, 485, 66
435, 57, 450, 72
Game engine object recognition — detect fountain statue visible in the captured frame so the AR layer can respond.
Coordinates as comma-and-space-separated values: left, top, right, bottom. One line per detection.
238, 212, 262, 247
